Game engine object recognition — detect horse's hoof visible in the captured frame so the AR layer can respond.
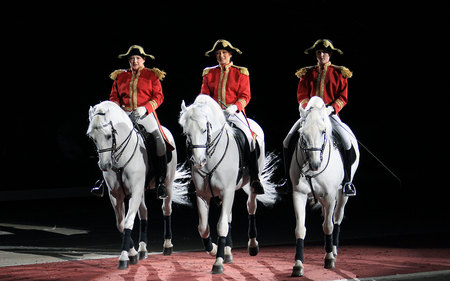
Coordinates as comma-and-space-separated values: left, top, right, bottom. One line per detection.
129, 254, 138, 265
117, 260, 129, 270
163, 247, 173, 256
291, 266, 304, 277
224, 254, 233, 264
324, 258, 336, 269
211, 264, 224, 274
291, 261, 304, 277
138, 250, 148, 260
248, 245, 259, 256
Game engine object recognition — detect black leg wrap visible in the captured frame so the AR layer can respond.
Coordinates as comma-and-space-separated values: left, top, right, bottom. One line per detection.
295, 238, 304, 262
325, 234, 333, 253
121, 228, 132, 252
216, 236, 226, 259
332, 224, 340, 247
163, 215, 172, 239
202, 236, 213, 252
139, 220, 148, 244
226, 223, 233, 248
248, 214, 257, 239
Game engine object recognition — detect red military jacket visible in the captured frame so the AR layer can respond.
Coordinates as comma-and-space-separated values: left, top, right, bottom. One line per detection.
109, 66, 166, 114
200, 62, 250, 112
296, 62, 352, 114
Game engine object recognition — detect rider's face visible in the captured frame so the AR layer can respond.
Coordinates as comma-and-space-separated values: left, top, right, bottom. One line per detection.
316, 50, 331, 65
215, 50, 232, 65
129, 55, 145, 71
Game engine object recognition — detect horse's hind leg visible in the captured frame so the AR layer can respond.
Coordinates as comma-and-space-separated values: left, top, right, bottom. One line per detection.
138, 196, 148, 260
247, 192, 259, 256
332, 191, 348, 258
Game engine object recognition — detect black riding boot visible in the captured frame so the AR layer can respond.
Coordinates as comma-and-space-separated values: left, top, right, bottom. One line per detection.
155, 155, 168, 199
341, 145, 356, 196
91, 179, 105, 198
249, 150, 264, 194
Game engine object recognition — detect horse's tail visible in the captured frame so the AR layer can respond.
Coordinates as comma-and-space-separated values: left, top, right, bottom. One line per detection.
171, 162, 192, 207
244, 151, 280, 207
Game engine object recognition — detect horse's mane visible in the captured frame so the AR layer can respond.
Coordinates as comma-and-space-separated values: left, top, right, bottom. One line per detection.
179, 95, 227, 130
87, 101, 131, 135
301, 96, 332, 138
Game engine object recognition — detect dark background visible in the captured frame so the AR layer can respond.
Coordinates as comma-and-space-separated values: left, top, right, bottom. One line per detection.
1, 1, 448, 249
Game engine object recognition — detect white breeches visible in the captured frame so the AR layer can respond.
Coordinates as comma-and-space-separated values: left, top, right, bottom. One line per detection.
128, 112, 166, 157
228, 112, 256, 151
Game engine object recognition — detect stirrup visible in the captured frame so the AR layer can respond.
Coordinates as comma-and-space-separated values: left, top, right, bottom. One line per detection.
343, 182, 356, 196
251, 180, 265, 195
91, 179, 105, 198
157, 183, 168, 199
276, 179, 291, 194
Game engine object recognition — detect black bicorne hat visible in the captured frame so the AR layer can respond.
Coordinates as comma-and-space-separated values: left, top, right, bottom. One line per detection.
204, 39, 243, 57
304, 39, 343, 55
118, 45, 155, 60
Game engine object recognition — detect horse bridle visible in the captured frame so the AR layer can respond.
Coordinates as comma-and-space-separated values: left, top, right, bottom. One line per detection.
187, 121, 226, 159
93, 112, 138, 168
299, 132, 327, 163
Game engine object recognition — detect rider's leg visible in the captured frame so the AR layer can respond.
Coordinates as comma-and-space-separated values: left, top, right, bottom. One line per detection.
277, 119, 302, 193
228, 113, 264, 194
330, 115, 356, 196
139, 113, 168, 199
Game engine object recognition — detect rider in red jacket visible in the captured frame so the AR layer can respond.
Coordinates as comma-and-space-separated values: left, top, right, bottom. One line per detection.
199, 39, 264, 194
281, 39, 356, 196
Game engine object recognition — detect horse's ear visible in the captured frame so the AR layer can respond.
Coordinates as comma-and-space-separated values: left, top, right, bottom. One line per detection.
181, 100, 187, 112
88, 106, 94, 120
299, 104, 307, 118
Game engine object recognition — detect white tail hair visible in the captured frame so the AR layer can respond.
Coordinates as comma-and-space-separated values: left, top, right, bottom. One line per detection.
170, 163, 192, 207
243, 152, 280, 207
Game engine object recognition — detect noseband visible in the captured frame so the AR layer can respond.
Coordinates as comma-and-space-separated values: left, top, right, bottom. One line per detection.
299, 132, 327, 163
93, 112, 137, 167
187, 121, 226, 158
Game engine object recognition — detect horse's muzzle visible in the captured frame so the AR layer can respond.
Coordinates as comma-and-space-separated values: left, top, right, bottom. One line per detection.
98, 161, 112, 172
190, 155, 206, 169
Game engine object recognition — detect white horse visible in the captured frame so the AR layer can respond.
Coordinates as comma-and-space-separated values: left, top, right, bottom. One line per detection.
179, 95, 279, 274
87, 101, 190, 269
289, 96, 359, 277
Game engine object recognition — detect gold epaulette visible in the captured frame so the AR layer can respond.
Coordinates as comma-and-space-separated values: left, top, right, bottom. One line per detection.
332, 64, 353, 78
231, 65, 249, 76
202, 66, 217, 77
150, 67, 166, 80
109, 69, 126, 80
295, 66, 313, 78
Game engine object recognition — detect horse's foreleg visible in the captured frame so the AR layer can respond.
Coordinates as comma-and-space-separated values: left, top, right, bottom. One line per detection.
321, 196, 337, 269
118, 189, 144, 269
212, 189, 235, 274
292, 189, 307, 277
247, 192, 259, 256
196, 195, 215, 255
332, 190, 348, 257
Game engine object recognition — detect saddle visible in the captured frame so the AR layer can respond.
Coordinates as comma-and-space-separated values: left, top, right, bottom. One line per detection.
134, 123, 172, 189
230, 124, 260, 185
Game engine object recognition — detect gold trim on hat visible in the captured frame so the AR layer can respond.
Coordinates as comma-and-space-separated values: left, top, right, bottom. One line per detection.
118, 45, 155, 59
304, 39, 343, 55
205, 39, 243, 57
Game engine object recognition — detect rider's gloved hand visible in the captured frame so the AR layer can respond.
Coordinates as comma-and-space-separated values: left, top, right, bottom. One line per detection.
326, 106, 335, 115
225, 104, 238, 115
133, 106, 148, 119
